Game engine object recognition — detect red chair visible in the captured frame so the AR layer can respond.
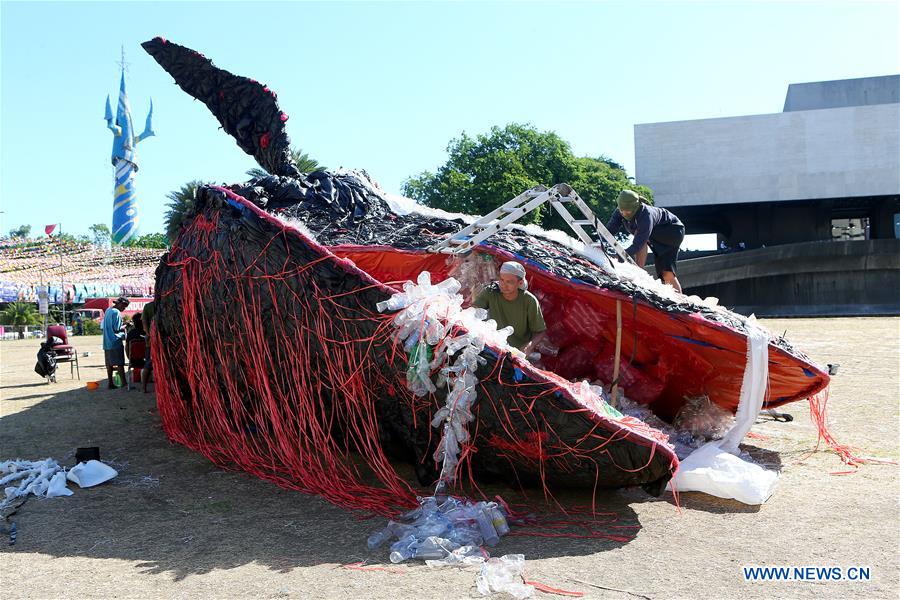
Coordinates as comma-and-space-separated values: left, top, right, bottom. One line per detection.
126, 338, 147, 390
46, 325, 80, 380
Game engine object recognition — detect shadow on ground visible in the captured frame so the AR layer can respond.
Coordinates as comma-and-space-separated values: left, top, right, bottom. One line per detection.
0, 383, 746, 579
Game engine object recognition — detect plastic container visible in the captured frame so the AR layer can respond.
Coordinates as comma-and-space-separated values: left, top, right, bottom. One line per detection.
86, 381, 100, 391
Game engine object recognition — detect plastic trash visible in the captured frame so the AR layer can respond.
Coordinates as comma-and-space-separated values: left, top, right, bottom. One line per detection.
425, 545, 485, 567
667, 441, 778, 505
476, 554, 534, 599
475, 505, 500, 547
389, 534, 418, 563
47, 471, 73, 497
66, 460, 118, 488
370, 495, 511, 563
0, 458, 73, 506
413, 536, 459, 560
673, 395, 733, 440
489, 505, 510, 536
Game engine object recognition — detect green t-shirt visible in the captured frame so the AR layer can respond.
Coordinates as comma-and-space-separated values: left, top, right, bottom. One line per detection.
473, 284, 546, 350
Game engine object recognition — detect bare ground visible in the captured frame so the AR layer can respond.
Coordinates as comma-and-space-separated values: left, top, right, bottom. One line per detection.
0, 317, 898, 599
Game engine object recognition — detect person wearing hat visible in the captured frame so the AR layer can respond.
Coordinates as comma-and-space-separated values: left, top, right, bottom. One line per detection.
102, 296, 130, 389
606, 190, 685, 293
474, 261, 547, 355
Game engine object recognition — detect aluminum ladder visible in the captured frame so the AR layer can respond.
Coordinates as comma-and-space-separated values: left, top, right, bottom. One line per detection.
429, 183, 634, 265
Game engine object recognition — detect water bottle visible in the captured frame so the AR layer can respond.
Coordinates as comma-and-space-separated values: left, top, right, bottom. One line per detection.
366, 526, 392, 550
388, 534, 417, 563
417, 512, 450, 538
475, 506, 500, 547
489, 506, 510, 536
113, 371, 123, 388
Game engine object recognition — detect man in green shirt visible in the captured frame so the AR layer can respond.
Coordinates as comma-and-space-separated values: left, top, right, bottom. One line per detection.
474, 261, 547, 355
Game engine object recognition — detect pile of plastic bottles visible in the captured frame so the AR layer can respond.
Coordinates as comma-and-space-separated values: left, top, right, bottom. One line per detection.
378, 271, 516, 481
367, 495, 509, 564
446, 252, 498, 305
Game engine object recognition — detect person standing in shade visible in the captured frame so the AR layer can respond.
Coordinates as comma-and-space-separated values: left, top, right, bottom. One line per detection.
474, 261, 547, 356
606, 189, 685, 293
102, 296, 130, 389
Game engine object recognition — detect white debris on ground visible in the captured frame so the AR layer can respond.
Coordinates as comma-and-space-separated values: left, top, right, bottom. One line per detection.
1, 458, 121, 512
1, 459, 72, 508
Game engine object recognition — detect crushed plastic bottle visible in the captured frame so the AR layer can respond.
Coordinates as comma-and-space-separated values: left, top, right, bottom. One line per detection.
476, 554, 534, 599
425, 544, 485, 568
413, 536, 458, 560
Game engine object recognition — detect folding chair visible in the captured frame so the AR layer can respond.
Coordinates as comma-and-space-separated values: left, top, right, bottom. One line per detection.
127, 338, 147, 390
46, 325, 80, 380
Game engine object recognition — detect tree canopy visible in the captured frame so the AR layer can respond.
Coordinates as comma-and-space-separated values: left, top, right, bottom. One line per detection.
8, 225, 31, 238
402, 123, 652, 231
89, 223, 111, 247
121, 232, 168, 249
247, 147, 325, 179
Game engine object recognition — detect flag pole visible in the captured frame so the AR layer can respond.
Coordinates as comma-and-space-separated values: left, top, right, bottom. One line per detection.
58, 223, 65, 329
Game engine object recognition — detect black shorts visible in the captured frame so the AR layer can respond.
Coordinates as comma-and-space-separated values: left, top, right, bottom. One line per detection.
649, 224, 685, 278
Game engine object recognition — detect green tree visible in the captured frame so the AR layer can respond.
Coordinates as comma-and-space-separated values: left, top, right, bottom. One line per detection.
8, 225, 31, 238
165, 180, 203, 244
122, 232, 168, 249
246, 147, 325, 179
55, 232, 90, 244
0, 302, 42, 326
402, 123, 652, 231
89, 223, 111, 247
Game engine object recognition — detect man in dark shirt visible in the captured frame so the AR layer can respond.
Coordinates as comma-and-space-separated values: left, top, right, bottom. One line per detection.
606, 190, 685, 293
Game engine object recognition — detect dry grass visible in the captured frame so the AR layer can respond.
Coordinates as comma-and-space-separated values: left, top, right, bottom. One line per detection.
0, 318, 898, 599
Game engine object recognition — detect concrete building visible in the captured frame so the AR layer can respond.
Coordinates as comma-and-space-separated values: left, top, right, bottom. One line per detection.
634, 75, 900, 315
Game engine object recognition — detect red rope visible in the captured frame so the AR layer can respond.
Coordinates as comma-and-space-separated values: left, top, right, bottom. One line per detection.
806, 388, 897, 468
153, 194, 681, 520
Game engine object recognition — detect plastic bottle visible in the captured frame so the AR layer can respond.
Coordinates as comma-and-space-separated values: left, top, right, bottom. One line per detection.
367, 526, 392, 550
413, 536, 458, 560
417, 511, 450, 538
388, 534, 417, 563
489, 505, 510, 536
475, 505, 500, 546
112, 371, 123, 388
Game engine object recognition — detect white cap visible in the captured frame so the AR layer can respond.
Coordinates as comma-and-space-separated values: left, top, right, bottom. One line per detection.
499, 261, 528, 290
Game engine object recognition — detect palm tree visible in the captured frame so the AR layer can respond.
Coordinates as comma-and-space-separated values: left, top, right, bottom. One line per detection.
246, 147, 325, 179
0, 302, 42, 326
165, 180, 203, 244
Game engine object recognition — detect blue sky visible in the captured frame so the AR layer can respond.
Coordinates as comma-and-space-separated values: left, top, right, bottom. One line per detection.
2, 1, 898, 247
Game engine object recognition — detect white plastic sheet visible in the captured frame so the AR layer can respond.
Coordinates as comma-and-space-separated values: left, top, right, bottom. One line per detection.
667, 322, 778, 504
66, 460, 118, 488
669, 441, 778, 505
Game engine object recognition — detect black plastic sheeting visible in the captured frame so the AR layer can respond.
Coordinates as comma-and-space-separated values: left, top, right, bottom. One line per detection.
142, 37, 298, 178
